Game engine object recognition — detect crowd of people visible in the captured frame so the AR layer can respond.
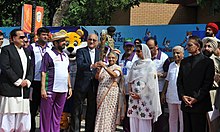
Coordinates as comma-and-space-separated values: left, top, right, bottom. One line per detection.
0, 22, 219, 132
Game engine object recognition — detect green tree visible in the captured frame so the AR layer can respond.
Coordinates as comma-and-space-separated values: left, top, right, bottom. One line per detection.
0, 0, 140, 26
0, 0, 60, 27
1, 0, 220, 27
60, 0, 141, 26
197, 0, 220, 14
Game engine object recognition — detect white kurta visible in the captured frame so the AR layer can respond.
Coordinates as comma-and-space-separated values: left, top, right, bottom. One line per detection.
0, 46, 31, 132
165, 62, 181, 104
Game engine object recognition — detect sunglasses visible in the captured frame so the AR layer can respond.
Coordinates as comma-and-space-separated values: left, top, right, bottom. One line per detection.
135, 42, 140, 44
136, 50, 142, 53
88, 38, 97, 42
24, 41, 29, 43
19, 36, 26, 39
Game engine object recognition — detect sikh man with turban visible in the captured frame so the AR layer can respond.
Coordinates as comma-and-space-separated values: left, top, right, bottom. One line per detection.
206, 22, 220, 42
202, 37, 220, 132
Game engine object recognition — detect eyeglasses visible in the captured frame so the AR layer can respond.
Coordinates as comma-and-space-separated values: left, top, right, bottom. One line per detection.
19, 36, 26, 39
88, 38, 97, 42
136, 50, 142, 53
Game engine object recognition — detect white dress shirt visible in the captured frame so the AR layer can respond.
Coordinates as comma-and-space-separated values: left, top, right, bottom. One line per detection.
165, 62, 181, 104
89, 48, 95, 64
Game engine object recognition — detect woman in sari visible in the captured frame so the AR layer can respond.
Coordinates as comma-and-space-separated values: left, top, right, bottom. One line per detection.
94, 51, 125, 131
127, 44, 162, 132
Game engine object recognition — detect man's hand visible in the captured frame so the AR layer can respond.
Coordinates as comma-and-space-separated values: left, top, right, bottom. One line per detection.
160, 92, 166, 104
41, 88, 47, 99
91, 62, 101, 69
188, 97, 197, 105
20, 80, 28, 87
67, 89, 72, 99
182, 96, 198, 107
182, 95, 192, 107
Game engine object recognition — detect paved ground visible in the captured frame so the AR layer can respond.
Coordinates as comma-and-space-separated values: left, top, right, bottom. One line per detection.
35, 115, 123, 132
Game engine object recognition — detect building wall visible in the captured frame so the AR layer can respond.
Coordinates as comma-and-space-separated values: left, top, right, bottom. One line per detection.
111, 2, 197, 25
197, 7, 220, 24
111, 2, 220, 25
111, 9, 130, 25
130, 2, 196, 25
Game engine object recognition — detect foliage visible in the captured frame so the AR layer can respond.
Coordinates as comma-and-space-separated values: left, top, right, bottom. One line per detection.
197, 0, 220, 14
0, 0, 142, 27
0, 0, 23, 26
1, 0, 220, 27
61, 0, 141, 26
0, 0, 60, 27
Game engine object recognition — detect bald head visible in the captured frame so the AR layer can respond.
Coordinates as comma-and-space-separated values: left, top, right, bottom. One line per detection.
87, 34, 98, 49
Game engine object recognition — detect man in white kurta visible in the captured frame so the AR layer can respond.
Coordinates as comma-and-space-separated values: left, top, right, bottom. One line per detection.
0, 29, 33, 132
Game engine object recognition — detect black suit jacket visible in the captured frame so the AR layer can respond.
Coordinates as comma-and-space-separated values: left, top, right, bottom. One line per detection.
177, 53, 215, 113
74, 47, 100, 92
0, 44, 33, 98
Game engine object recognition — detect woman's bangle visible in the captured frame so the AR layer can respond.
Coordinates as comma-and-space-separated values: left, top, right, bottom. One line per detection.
68, 86, 72, 89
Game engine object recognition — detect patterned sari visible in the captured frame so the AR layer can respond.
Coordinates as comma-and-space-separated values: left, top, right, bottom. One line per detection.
95, 64, 122, 132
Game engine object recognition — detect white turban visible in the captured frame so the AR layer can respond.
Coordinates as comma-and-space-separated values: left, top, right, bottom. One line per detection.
202, 37, 218, 51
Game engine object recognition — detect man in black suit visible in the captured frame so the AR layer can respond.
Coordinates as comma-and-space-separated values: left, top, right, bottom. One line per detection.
0, 29, 33, 131
70, 34, 100, 132
177, 36, 215, 132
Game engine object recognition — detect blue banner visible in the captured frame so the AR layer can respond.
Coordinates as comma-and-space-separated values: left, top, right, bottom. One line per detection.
81, 24, 206, 56
0, 24, 207, 57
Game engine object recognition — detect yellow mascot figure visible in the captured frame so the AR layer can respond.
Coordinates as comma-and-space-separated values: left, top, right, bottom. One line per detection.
60, 29, 87, 131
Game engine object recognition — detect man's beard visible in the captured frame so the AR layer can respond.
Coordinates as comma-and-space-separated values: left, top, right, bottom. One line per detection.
58, 44, 65, 52
206, 32, 214, 37
202, 50, 213, 57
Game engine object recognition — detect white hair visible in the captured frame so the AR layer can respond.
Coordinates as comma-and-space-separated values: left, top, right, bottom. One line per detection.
172, 46, 184, 53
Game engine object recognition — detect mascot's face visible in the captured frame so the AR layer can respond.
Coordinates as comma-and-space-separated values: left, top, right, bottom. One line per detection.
63, 31, 87, 61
